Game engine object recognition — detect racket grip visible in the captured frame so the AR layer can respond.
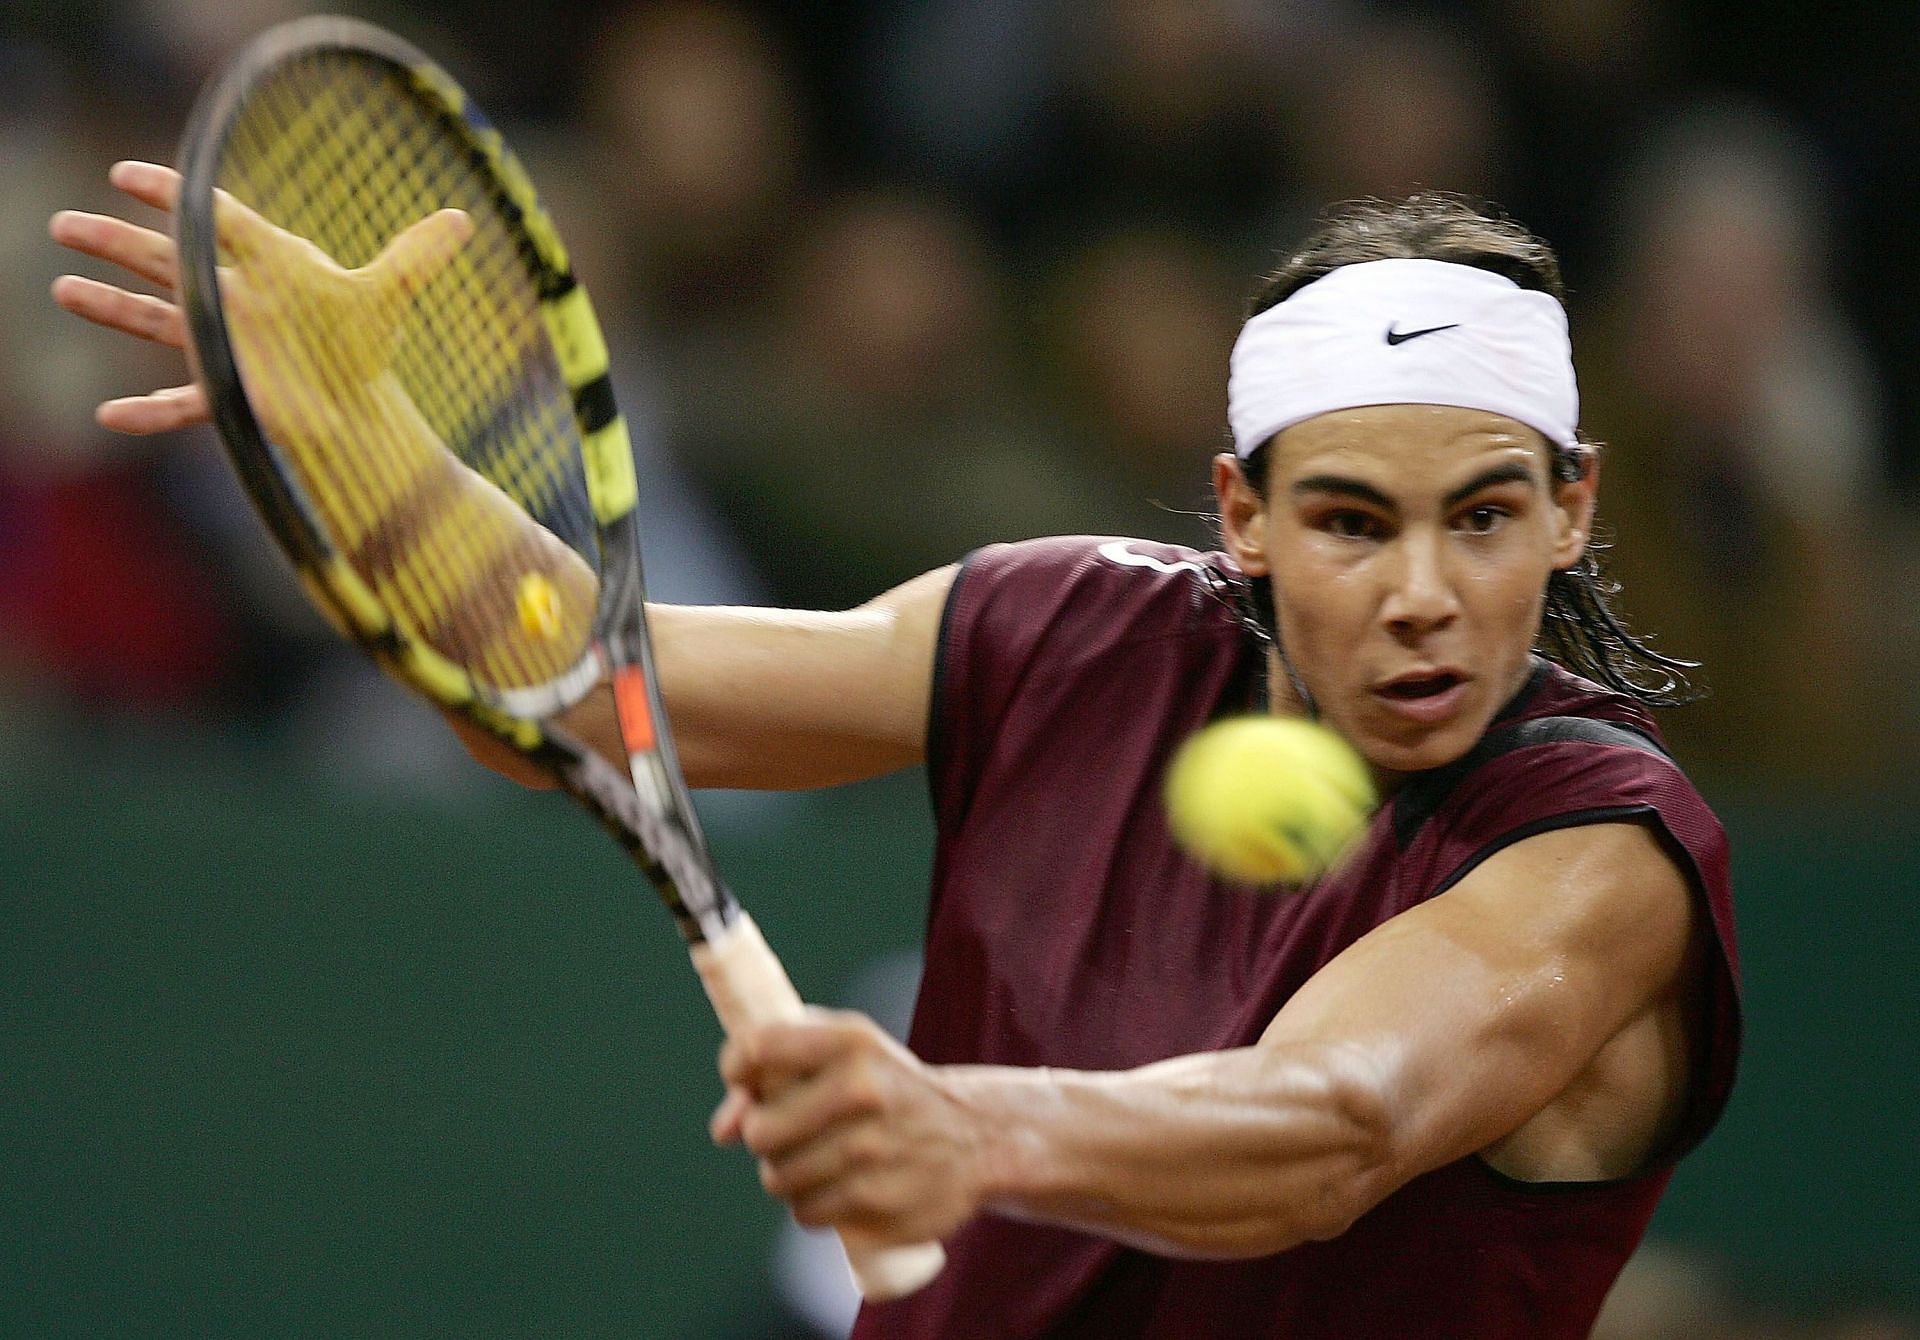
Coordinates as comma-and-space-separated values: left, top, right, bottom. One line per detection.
690, 912, 947, 1301
846, 1236, 948, 1301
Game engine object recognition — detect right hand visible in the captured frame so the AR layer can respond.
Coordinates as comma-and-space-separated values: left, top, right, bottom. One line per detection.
50, 161, 208, 435
50, 160, 471, 440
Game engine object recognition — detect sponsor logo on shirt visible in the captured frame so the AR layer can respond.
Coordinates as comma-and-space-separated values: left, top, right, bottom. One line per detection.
1096, 540, 1211, 576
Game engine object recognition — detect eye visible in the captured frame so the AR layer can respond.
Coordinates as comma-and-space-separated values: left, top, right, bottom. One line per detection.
1321, 509, 1384, 540
1458, 504, 1511, 535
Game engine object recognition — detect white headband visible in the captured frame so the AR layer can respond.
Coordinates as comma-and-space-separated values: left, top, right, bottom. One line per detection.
1227, 258, 1578, 457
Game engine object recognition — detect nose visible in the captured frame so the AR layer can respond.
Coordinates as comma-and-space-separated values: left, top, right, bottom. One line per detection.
1380, 530, 1461, 639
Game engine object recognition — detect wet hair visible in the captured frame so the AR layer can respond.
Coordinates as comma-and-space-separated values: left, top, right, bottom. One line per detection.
1228, 193, 1699, 706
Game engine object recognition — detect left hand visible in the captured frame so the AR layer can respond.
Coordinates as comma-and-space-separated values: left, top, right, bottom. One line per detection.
713, 1011, 992, 1246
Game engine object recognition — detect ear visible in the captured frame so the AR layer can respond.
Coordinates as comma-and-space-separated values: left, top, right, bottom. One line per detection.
1549, 449, 1600, 570
1214, 452, 1271, 577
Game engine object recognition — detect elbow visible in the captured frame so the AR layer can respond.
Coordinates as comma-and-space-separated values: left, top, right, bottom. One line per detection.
1179, 1054, 1404, 1260
1304, 1058, 1401, 1241
1264, 1056, 1402, 1252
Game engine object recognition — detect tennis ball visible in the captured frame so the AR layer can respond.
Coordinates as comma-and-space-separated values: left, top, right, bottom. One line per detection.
1164, 716, 1377, 886
516, 571, 563, 641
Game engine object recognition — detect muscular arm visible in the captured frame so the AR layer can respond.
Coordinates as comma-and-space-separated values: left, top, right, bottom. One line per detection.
969, 821, 1698, 1254
722, 819, 1701, 1254
551, 568, 956, 790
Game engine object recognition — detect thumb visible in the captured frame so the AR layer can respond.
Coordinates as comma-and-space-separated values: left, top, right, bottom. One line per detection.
710, 1085, 751, 1146
211, 187, 288, 263
369, 208, 474, 298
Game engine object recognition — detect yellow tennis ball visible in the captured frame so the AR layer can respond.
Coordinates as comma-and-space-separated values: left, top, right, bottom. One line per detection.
515, 571, 563, 641
1164, 717, 1377, 886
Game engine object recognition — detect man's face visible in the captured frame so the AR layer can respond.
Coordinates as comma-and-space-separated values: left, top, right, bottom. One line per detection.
1216, 404, 1596, 777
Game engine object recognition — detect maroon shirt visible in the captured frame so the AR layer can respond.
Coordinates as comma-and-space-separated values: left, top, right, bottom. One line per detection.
852, 536, 1741, 1340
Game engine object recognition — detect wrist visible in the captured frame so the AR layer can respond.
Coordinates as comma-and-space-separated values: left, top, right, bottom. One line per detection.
941, 1064, 1075, 1214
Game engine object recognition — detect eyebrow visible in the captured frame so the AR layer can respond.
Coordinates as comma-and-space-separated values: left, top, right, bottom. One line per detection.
1290, 475, 1395, 510
1442, 461, 1537, 509
1291, 461, 1539, 512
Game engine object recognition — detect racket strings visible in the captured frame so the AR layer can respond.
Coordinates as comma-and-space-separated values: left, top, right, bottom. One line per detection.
215, 50, 599, 692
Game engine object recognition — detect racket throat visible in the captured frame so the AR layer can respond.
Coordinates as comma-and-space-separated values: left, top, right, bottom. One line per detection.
610, 662, 657, 754
546, 721, 739, 945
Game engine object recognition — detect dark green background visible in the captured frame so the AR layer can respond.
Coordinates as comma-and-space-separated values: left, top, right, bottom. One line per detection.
4, 749, 1915, 1335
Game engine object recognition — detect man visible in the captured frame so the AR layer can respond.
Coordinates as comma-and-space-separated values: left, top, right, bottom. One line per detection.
54, 168, 1737, 1338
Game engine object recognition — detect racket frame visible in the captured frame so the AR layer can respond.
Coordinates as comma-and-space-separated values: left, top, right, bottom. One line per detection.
174, 15, 731, 943
174, 16, 947, 1299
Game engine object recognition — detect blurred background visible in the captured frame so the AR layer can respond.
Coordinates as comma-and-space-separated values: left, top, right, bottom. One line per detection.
3, 0, 1916, 1336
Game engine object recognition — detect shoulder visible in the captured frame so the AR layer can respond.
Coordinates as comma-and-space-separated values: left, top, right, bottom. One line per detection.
1389, 661, 1736, 970
1389, 658, 1739, 1002
1394, 666, 1744, 1162
955, 536, 1241, 614
944, 536, 1246, 675
929, 537, 1259, 814
1394, 663, 1723, 864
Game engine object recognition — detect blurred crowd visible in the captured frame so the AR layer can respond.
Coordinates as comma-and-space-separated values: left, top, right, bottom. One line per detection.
5, 0, 1919, 789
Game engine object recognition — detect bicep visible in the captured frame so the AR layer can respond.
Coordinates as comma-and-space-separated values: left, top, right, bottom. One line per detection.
1260, 820, 1697, 1195
650, 565, 959, 789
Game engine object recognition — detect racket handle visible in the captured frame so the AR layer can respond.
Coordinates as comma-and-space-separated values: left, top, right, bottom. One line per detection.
690, 912, 947, 1302
844, 1236, 948, 1301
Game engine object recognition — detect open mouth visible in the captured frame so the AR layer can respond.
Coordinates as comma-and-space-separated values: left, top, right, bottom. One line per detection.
1372, 669, 1471, 725
1378, 671, 1465, 700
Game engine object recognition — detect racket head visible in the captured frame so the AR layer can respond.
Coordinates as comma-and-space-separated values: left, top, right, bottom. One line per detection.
174, 36, 940, 1293
176, 17, 731, 934
175, 15, 637, 729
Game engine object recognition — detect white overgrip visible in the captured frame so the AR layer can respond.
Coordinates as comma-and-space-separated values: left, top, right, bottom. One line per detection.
690, 911, 946, 1301
690, 908, 805, 1031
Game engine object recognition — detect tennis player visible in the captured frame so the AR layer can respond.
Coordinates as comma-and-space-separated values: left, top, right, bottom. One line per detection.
55, 169, 1737, 1339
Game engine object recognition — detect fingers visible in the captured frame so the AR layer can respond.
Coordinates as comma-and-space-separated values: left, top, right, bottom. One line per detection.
739, 1064, 886, 1161
53, 164, 205, 437
95, 384, 210, 436
370, 209, 475, 297
718, 1014, 901, 1179
757, 1119, 874, 1203
760, 1122, 948, 1238
719, 1011, 876, 1097
57, 164, 291, 306
50, 274, 187, 350
108, 159, 181, 212
103, 160, 283, 266
49, 210, 179, 291
716, 1016, 971, 1242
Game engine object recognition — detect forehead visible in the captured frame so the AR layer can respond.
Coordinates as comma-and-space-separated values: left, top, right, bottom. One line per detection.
1266, 404, 1551, 489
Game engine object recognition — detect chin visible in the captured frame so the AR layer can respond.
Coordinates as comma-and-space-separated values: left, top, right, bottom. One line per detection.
1346, 705, 1491, 778
1363, 737, 1467, 777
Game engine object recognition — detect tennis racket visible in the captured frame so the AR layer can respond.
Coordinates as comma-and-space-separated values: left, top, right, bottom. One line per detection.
172, 15, 944, 1300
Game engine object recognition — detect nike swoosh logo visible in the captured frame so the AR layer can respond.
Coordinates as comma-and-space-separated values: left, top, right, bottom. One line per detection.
1385, 322, 1461, 346
1096, 540, 1209, 577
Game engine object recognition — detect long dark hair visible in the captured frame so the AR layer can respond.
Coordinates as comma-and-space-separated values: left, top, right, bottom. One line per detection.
1231, 194, 1699, 707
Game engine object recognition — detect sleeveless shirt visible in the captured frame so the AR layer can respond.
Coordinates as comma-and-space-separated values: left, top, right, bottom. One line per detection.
851, 536, 1741, 1340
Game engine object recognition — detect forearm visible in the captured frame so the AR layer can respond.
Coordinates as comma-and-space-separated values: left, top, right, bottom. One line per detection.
545, 565, 952, 790
556, 599, 936, 789
952, 1044, 1398, 1259
659, 600, 941, 787
297, 378, 927, 792
272, 371, 600, 652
